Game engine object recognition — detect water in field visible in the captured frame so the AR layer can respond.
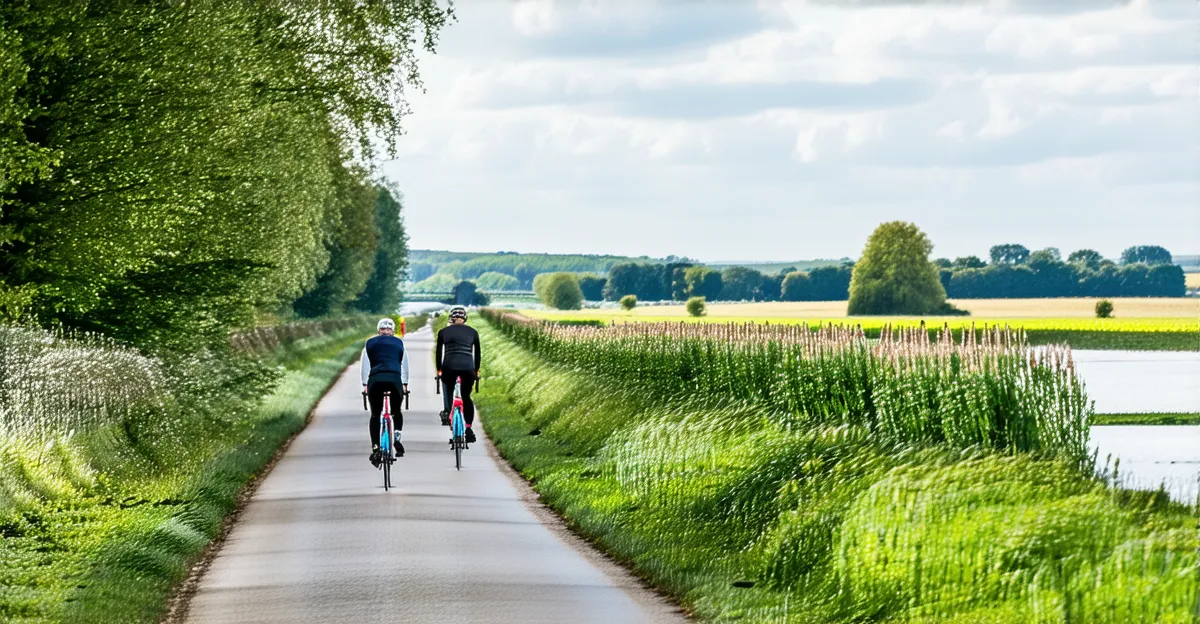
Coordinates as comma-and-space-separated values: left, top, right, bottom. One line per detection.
1066, 351, 1200, 503
1071, 350, 1199, 414
1090, 425, 1200, 504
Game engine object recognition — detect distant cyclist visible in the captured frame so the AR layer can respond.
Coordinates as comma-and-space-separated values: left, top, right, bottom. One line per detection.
436, 305, 481, 444
361, 318, 409, 466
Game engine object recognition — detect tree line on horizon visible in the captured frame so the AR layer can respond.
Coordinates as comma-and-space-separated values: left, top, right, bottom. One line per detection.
438, 239, 1184, 307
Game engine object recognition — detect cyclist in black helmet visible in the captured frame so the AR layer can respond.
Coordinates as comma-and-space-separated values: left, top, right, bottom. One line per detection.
436, 305, 481, 444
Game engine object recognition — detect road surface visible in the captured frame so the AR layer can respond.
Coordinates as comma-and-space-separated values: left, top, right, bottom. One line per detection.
183, 327, 686, 624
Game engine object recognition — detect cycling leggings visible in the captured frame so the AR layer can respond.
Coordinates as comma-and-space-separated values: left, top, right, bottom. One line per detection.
367, 374, 403, 448
440, 370, 476, 425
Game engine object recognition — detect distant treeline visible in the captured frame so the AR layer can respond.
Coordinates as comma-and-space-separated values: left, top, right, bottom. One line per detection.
407, 250, 688, 286
411, 244, 1187, 303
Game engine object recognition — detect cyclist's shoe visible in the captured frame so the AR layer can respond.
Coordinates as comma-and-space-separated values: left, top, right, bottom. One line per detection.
465, 427, 476, 444
439, 410, 450, 426
394, 433, 405, 457
369, 446, 382, 468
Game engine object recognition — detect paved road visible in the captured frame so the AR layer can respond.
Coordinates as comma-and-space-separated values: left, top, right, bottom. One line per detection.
184, 327, 686, 624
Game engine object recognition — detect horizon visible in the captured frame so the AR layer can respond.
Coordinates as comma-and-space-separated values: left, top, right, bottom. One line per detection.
410, 246, 1196, 266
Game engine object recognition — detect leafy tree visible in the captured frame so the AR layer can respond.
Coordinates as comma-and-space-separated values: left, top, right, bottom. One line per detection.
684, 266, 723, 300
989, 244, 1031, 265
475, 272, 520, 291
720, 267, 764, 301
808, 263, 854, 301
350, 184, 409, 314
1120, 245, 1173, 266
603, 263, 666, 301
686, 296, 706, 317
451, 280, 488, 306
408, 262, 436, 283
1067, 249, 1104, 271
952, 256, 986, 270
294, 166, 380, 318
410, 273, 457, 293
1146, 264, 1185, 296
667, 262, 693, 301
848, 222, 947, 315
535, 273, 583, 310
758, 273, 784, 301
619, 294, 637, 310
578, 274, 607, 301
0, 2, 451, 347
933, 258, 952, 269
1095, 299, 1114, 318
514, 263, 538, 289
781, 271, 811, 301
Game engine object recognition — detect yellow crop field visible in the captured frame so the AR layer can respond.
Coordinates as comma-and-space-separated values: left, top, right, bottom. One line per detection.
523, 297, 1198, 331
527, 298, 1196, 320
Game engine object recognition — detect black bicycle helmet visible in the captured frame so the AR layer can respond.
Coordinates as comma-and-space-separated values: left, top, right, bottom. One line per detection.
449, 305, 468, 321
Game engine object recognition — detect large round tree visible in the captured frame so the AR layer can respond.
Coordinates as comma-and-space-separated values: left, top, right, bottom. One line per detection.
848, 222, 947, 315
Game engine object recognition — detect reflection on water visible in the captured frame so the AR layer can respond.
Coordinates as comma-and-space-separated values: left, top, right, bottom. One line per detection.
1090, 425, 1199, 504
1072, 350, 1200, 414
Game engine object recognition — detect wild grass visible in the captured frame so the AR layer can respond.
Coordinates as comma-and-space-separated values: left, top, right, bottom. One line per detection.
475, 314, 1198, 623
0, 317, 383, 623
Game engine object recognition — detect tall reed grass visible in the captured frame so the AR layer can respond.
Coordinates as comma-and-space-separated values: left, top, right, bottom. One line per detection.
482, 311, 1094, 462
475, 313, 1197, 623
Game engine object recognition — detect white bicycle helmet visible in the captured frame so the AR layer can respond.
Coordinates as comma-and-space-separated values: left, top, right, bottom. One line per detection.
448, 305, 468, 321
377, 317, 396, 331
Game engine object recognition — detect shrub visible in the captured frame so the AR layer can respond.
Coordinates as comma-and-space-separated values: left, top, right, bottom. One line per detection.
534, 273, 584, 310
619, 294, 637, 310
1095, 299, 1114, 318
686, 296, 706, 317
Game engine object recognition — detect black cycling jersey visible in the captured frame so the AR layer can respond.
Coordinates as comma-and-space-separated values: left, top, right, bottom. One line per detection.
436, 323, 480, 372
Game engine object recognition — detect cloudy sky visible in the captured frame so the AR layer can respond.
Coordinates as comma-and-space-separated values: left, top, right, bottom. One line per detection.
380, 0, 1197, 263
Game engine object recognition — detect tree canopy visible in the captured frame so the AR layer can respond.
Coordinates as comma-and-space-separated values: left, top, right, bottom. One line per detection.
0, 1, 448, 348
848, 222, 947, 315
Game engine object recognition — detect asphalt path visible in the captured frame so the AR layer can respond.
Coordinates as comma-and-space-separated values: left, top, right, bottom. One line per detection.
183, 327, 686, 624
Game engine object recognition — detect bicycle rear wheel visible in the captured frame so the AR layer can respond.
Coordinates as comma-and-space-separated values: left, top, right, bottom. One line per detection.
451, 408, 465, 470
382, 416, 394, 491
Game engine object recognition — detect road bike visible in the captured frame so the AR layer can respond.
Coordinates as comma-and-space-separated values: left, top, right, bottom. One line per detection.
364, 387, 409, 491
436, 375, 471, 470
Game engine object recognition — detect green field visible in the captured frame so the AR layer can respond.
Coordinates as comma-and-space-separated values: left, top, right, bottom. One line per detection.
475, 312, 1198, 623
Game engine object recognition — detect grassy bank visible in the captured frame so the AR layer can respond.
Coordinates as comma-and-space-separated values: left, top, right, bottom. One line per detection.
1094, 413, 1200, 426
0, 321, 378, 623
474, 319, 1198, 623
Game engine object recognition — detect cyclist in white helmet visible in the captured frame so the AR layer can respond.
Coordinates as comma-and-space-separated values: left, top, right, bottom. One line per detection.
435, 305, 481, 443
361, 317, 409, 466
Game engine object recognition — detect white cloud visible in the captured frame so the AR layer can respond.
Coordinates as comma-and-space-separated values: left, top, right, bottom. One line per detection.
381, 0, 1199, 260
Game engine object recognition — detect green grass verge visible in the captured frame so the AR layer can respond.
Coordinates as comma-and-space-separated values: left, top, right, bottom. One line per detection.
0, 330, 369, 623
475, 323, 1199, 623
1094, 413, 1200, 426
